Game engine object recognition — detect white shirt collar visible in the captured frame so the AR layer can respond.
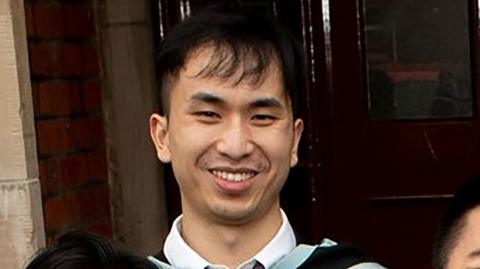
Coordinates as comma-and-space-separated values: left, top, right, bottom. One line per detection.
163, 209, 296, 269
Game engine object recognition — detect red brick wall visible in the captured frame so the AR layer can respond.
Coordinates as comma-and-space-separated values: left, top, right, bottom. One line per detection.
24, 0, 112, 244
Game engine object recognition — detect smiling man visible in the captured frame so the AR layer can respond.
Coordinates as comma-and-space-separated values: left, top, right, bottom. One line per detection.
148, 4, 384, 269
433, 174, 480, 269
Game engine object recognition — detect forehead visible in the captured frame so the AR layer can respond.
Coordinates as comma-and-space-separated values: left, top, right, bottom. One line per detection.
448, 206, 480, 268
462, 207, 480, 240
175, 47, 289, 100
183, 45, 280, 81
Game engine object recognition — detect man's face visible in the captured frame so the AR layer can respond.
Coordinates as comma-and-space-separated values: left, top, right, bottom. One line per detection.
150, 48, 303, 225
447, 206, 480, 269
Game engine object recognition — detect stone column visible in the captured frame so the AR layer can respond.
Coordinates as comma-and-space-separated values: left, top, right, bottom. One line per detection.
97, 0, 169, 255
0, 0, 45, 268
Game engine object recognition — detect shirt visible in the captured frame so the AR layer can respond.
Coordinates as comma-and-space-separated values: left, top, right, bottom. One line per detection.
163, 210, 296, 269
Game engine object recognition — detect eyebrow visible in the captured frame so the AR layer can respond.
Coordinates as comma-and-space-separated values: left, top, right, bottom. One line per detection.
189, 92, 284, 110
468, 249, 480, 258
249, 97, 283, 109
190, 92, 225, 105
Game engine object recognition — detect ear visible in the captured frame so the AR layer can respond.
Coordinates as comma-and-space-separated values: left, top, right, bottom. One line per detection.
149, 113, 171, 163
290, 118, 304, 167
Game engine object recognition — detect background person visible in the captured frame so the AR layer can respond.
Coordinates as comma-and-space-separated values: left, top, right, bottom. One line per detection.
24, 231, 156, 269
432, 173, 480, 269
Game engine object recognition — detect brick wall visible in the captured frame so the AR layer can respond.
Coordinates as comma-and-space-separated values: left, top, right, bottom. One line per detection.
24, 0, 111, 244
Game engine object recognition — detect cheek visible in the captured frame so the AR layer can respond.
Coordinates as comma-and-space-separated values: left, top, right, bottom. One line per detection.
169, 124, 220, 162
253, 127, 294, 160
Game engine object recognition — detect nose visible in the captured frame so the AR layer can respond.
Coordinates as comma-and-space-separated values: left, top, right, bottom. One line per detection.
216, 118, 254, 160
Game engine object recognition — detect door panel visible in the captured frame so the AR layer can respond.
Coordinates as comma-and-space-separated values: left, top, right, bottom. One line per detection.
323, 0, 480, 268
364, 198, 451, 268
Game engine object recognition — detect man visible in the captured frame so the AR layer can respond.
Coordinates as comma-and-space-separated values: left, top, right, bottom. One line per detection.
432, 174, 480, 269
24, 231, 155, 269
149, 4, 385, 269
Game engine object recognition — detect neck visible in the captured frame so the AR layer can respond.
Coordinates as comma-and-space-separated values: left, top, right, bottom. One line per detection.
181, 205, 283, 269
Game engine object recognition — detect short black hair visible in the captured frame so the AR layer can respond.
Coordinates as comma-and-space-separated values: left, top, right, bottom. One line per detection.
432, 173, 480, 269
25, 231, 156, 269
156, 3, 306, 117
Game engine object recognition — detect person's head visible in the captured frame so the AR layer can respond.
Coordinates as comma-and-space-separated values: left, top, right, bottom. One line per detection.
432, 174, 480, 269
155, 4, 305, 118
150, 4, 304, 226
24, 231, 156, 269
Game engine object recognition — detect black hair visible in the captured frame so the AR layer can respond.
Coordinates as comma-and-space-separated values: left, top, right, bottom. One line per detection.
432, 173, 480, 269
156, 3, 306, 117
24, 231, 156, 269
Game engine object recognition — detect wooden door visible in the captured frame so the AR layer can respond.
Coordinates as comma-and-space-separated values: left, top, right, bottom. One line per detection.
309, 0, 480, 268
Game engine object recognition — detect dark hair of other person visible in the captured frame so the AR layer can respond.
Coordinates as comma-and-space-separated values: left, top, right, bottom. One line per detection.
24, 231, 156, 269
432, 174, 480, 269
155, 3, 306, 117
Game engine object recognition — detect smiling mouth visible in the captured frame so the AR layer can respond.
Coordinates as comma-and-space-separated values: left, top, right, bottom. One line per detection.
210, 169, 258, 182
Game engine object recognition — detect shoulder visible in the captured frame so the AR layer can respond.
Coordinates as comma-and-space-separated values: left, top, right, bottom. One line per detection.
297, 240, 387, 269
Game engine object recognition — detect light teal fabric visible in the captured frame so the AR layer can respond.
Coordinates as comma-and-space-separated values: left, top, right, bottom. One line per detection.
269, 244, 317, 269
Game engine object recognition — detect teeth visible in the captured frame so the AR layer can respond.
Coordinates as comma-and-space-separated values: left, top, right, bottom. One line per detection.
211, 170, 255, 182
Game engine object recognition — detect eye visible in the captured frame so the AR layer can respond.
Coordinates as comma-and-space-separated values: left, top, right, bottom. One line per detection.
193, 111, 221, 123
197, 111, 219, 118
251, 114, 276, 125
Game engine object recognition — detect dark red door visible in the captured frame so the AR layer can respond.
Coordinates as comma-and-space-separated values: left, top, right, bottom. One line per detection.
306, 0, 480, 268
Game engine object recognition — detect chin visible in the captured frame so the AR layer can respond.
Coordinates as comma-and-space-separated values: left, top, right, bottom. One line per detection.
209, 204, 260, 225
